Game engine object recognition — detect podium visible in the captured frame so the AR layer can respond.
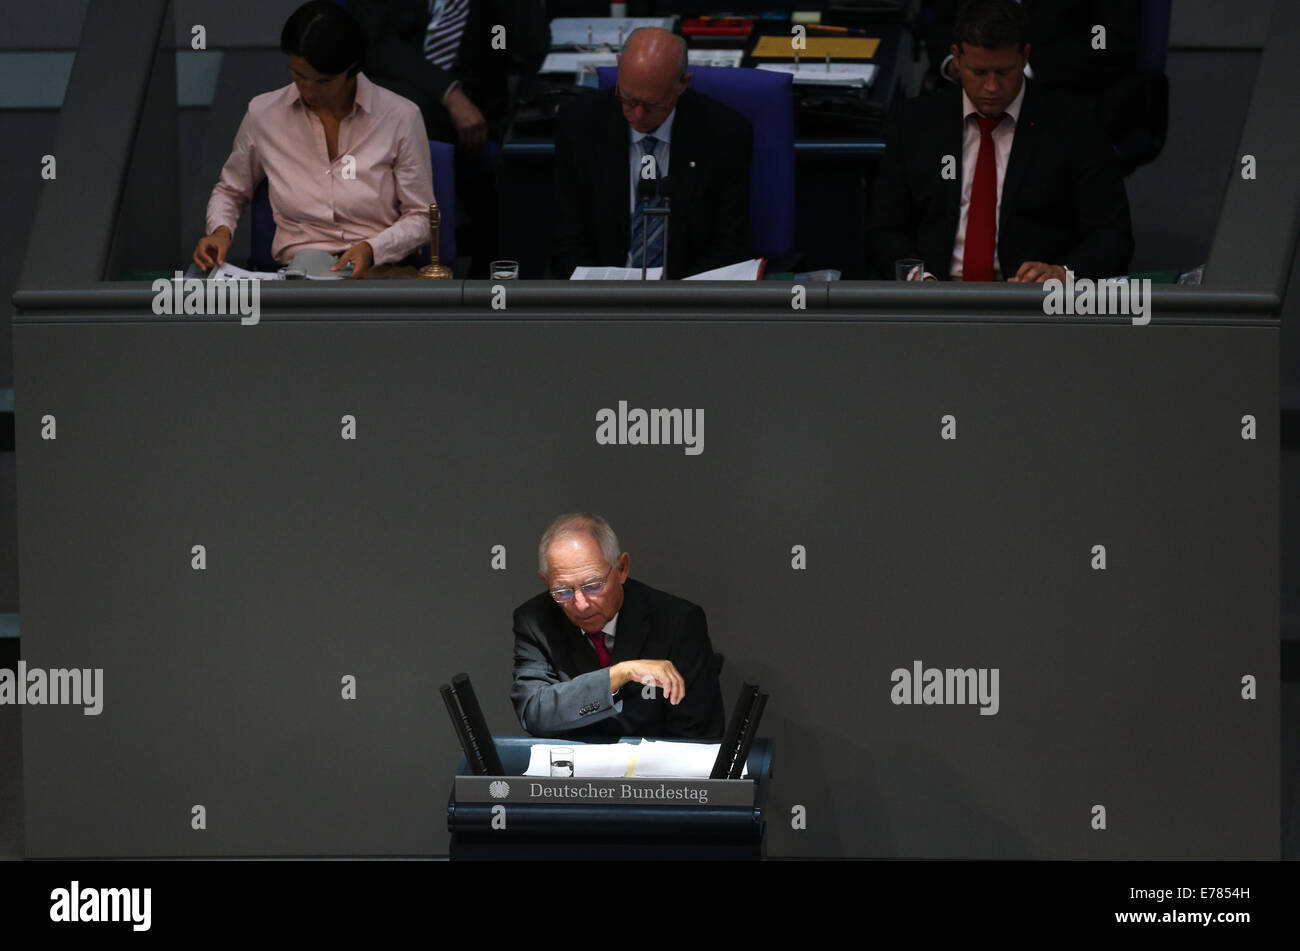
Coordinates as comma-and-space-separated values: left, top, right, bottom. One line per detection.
447, 737, 774, 860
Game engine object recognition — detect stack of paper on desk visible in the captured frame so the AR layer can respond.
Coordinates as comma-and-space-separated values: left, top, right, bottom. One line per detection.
682, 258, 765, 280
205, 249, 352, 281
208, 262, 282, 281
569, 265, 663, 280
570, 259, 763, 281
550, 17, 674, 48
541, 48, 743, 75
523, 740, 748, 778
756, 62, 877, 86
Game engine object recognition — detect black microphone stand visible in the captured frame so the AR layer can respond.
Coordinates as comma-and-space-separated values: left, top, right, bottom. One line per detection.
638, 176, 671, 280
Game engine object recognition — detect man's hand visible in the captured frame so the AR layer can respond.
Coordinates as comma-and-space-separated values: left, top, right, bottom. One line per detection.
444, 86, 488, 151
193, 226, 232, 271
610, 659, 686, 705
1010, 262, 1067, 283
332, 240, 374, 279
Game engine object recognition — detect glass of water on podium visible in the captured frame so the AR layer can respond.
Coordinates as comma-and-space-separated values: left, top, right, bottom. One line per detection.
895, 258, 925, 282
490, 260, 519, 280
549, 747, 575, 777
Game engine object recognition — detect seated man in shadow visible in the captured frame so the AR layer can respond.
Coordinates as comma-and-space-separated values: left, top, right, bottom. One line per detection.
351, 0, 550, 277
921, 0, 1148, 166
869, 0, 1133, 282
512, 513, 725, 740
550, 27, 752, 279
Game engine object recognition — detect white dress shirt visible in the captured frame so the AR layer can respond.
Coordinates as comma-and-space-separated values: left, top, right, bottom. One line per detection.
205, 73, 434, 266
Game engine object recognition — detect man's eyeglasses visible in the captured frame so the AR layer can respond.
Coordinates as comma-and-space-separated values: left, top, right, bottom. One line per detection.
550, 565, 615, 602
614, 86, 675, 113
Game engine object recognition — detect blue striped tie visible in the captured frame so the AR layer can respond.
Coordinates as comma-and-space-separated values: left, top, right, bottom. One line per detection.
628, 136, 665, 270
424, 0, 469, 69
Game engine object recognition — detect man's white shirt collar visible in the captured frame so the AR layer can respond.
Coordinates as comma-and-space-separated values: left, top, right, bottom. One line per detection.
961, 78, 1026, 124
631, 108, 676, 147
588, 613, 619, 639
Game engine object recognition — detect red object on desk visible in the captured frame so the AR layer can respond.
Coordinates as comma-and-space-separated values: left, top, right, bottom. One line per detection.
682, 17, 755, 37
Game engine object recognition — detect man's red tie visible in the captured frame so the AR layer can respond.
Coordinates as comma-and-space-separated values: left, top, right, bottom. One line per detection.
962, 114, 1003, 282
587, 630, 611, 667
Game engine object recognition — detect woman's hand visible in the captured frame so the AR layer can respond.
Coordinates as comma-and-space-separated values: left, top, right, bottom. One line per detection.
193, 226, 232, 271
332, 240, 374, 279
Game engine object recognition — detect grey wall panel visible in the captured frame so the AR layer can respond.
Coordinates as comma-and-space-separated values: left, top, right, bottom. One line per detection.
0, 111, 60, 390
17, 0, 175, 287
0, 52, 74, 108
1126, 50, 1259, 275
1171, 0, 1274, 48
1205, 0, 1300, 293
1282, 233, 1300, 410
13, 308, 1278, 858
172, 0, 304, 49
0, 1, 89, 50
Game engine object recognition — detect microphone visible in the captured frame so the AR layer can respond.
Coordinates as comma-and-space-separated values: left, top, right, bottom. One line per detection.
637, 176, 657, 204
637, 175, 672, 280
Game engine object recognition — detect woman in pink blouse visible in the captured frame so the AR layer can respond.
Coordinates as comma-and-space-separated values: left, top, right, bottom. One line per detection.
193, 1, 434, 278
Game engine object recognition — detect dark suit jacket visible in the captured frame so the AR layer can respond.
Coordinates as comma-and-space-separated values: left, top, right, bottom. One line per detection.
868, 82, 1133, 280
351, 0, 549, 139
511, 578, 725, 740
551, 87, 752, 279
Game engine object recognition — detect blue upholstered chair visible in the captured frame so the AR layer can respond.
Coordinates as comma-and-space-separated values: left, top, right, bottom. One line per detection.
596, 65, 796, 263
249, 139, 456, 271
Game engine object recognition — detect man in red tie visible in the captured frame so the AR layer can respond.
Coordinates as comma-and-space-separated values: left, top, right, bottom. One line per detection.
868, 0, 1133, 281
511, 513, 725, 740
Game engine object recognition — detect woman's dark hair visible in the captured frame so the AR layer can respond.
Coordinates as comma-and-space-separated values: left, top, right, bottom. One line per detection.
953, 0, 1029, 53
280, 1, 366, 77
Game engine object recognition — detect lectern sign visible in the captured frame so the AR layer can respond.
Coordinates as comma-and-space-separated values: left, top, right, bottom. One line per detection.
456, 776, 755, 807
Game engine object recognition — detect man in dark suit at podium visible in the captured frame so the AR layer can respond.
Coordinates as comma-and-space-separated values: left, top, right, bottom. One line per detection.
511, 513, 725, 740
550, 27, 752, 279
869, 0, 1133, 282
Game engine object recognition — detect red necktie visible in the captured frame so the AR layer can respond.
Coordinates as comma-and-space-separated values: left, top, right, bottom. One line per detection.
587, 630, 611, 667
962, 114, 1002, 282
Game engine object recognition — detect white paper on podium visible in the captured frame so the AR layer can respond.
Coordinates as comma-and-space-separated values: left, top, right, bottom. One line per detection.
682, 258, 764, 281
633, 740, 750, 778
569, 266, 663, 280
523, 740, 749, 778
524, 743, 635, 777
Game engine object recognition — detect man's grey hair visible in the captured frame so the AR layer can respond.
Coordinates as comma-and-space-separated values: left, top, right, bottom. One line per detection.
623, 26, 689, 80
538, 513, 623, 576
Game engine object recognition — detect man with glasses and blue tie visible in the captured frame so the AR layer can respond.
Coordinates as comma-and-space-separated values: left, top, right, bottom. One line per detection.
511, 513, 725, 740
550, 27, 752, 279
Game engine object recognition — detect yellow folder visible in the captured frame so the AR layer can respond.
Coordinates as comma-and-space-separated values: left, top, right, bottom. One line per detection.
751, 35, 881, 59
